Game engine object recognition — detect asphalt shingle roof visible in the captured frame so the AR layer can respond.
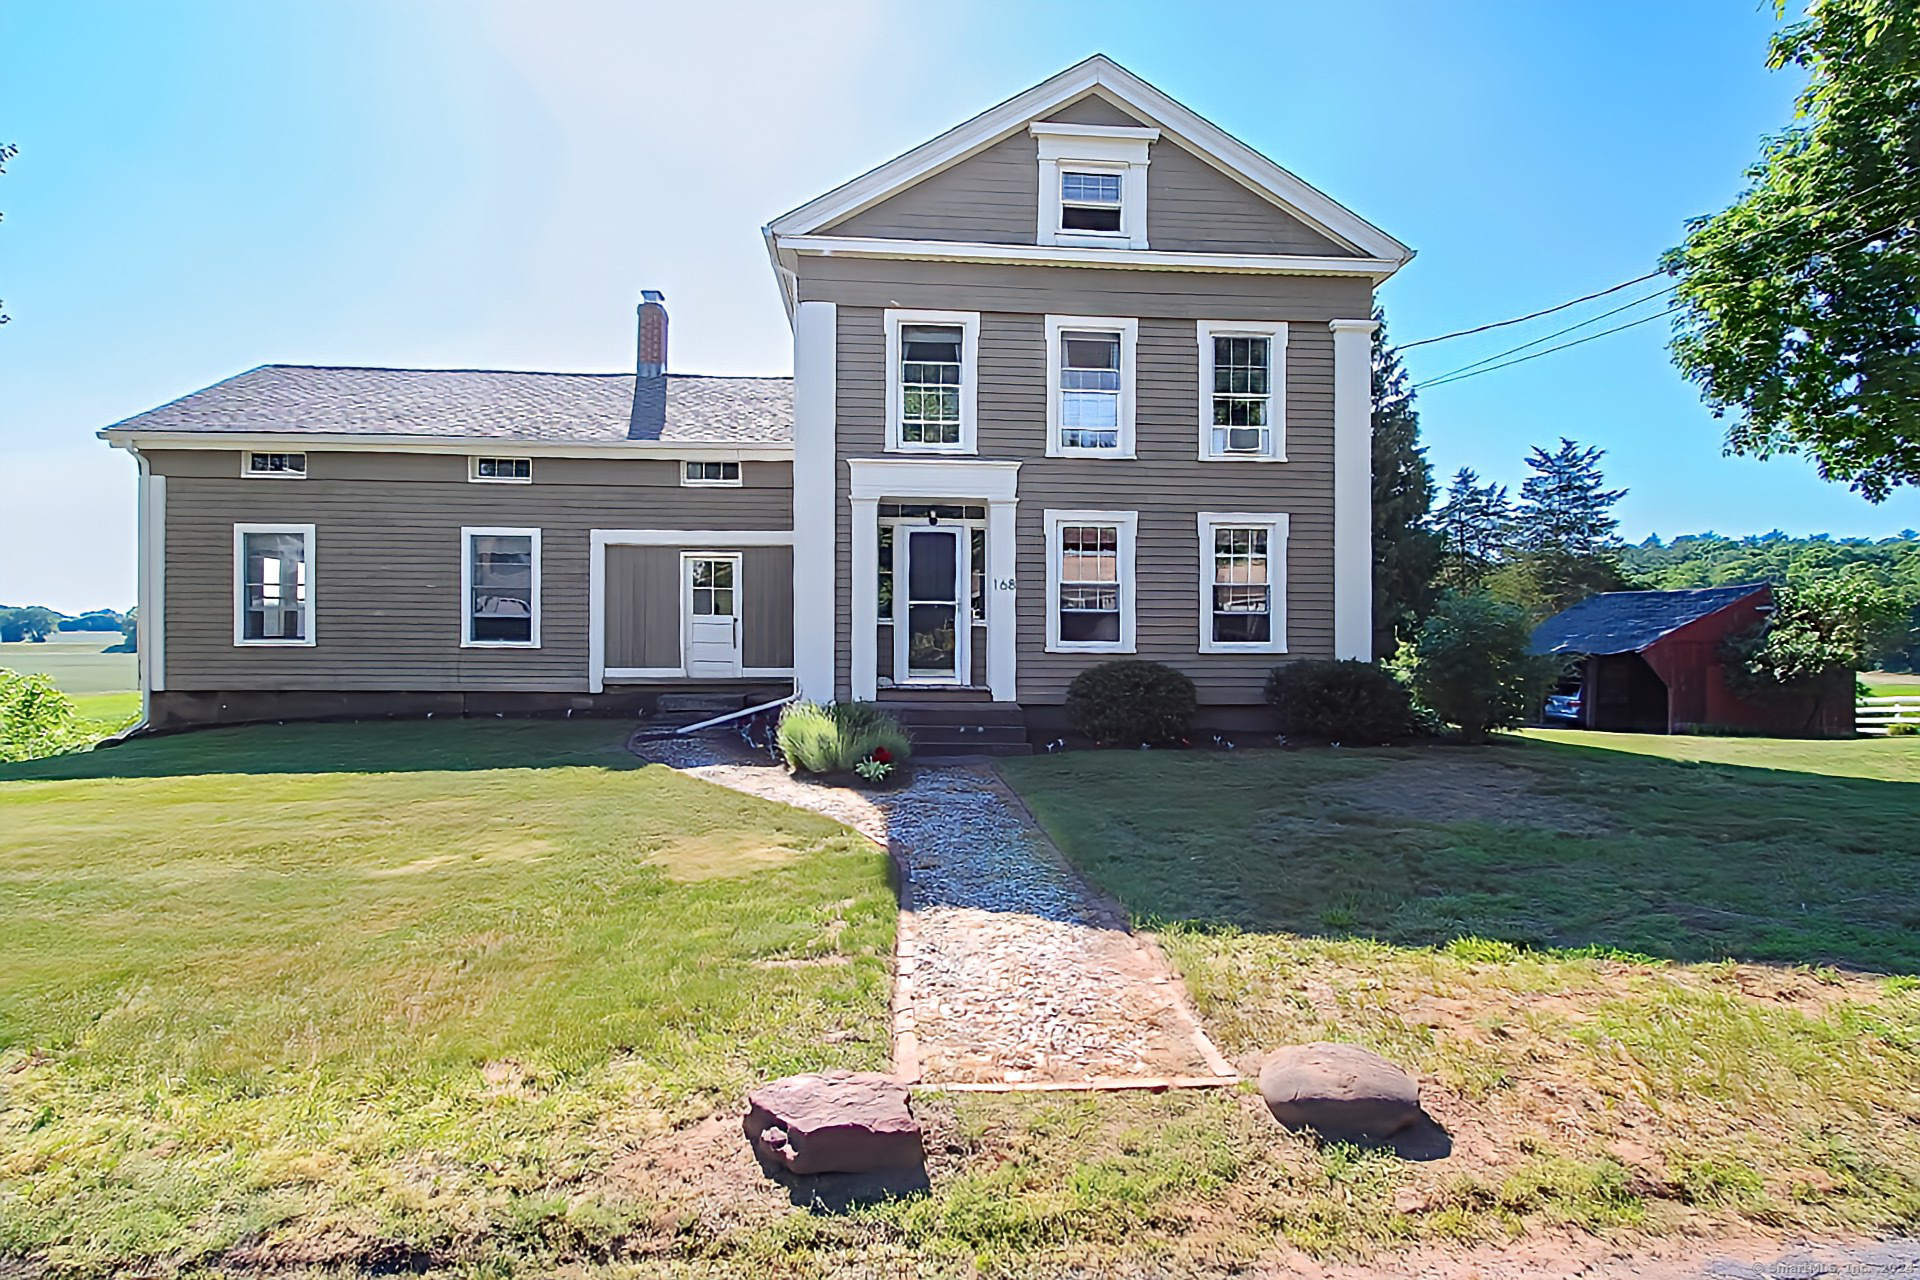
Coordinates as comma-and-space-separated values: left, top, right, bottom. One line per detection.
103, 364, 793, 445
1529, 584, 1770, 656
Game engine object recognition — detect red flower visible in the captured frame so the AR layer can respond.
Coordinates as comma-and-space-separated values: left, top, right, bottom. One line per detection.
871, 747, 893, 764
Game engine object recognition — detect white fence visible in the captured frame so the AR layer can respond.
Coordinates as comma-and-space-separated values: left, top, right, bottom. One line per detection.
1857, 695, 1920, 736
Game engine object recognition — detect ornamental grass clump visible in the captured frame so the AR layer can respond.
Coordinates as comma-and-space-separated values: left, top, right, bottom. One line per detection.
776, 700, 913, 776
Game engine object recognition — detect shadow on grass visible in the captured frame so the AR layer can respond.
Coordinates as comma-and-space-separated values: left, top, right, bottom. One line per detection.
756, 1158, 932, 1214
0, 718, 647, 782
1000, 736, 1920, 975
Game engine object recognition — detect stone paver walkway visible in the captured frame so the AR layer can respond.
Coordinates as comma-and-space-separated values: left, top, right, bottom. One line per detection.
631, 730, 1232, 1086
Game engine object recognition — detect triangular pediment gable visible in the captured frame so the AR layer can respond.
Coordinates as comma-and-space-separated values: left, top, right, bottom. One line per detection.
766, 55, 1411, 265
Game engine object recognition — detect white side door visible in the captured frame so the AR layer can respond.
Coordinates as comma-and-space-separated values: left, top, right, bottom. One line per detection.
683, 553, 742, 677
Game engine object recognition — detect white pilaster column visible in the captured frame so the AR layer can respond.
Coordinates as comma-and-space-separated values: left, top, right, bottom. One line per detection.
792, 301, 838, 700
1329, 318, 1376, 662
986, 497, 1018, 702
849, 496, 879, 701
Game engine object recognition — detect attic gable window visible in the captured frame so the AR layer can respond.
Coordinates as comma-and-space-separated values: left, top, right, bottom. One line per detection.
1031, 121, 1157, 250
1060, 171, 1122, 233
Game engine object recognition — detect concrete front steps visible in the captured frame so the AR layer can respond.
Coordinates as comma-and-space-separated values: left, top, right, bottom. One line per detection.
878, 687, 1031, 757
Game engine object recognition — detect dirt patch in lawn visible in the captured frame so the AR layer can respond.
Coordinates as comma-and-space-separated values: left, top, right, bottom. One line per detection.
1327, 755, 1612, 834
646, 831, 805, 881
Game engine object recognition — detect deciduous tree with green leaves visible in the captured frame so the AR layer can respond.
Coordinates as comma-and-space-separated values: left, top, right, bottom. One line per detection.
1396, 592, 1558, 744
1723, 567, 1908, 730
1665, 0, 1920, 500
1371, 309, 1441, 659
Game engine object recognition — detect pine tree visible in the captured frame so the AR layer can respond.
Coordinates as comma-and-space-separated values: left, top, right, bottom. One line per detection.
1512, 439, 1627, 556
1370, 309, 1441, 659
1494, 438, 1632, 614
1431, 467, 1513, 590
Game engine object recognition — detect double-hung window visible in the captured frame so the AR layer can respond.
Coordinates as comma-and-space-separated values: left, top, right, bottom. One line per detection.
884, 309, 979, 453
1046, 316, 1137, 457
1060, 170, 1123, 233
1045, 509, 1137, 653
462, 527, 541, 647
233, 524, 315, 646
1197, 321, 1287, 461
1197, 512, 1288, 653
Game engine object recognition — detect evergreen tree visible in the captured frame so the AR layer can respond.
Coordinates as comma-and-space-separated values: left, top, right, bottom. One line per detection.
1495, 438, 1632, 615
1431, 467, 1513, 590
1370, 309, 1441, 659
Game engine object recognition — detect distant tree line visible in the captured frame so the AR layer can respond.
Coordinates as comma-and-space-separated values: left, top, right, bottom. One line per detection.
1, 605, 136, 650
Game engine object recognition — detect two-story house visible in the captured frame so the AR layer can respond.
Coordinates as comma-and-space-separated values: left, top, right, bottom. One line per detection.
101, 56, 1412, 747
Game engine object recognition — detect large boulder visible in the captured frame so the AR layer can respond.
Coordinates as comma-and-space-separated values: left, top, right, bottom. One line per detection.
1257, 1043, 1423, 1140
744, 1071, 923, 1176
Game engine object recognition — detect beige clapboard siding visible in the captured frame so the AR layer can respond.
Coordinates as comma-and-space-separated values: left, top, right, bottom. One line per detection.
161, 463, 792, 692
831, 294, 1343, 705
819, 89, 1358, 257
799, 256, 1372, 321
603, 545, 795, 671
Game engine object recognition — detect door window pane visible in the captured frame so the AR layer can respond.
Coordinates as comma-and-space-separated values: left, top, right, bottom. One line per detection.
690, 558, 735, 618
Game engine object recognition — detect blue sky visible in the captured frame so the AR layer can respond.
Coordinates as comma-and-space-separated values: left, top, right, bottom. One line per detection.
5, 0, 1916, 613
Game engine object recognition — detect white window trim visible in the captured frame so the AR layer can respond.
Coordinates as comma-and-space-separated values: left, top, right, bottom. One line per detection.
469, 456, 532, 484
1044, 508, 1137, 655
681, 460, 744, 487
1032, 123, 1155, 250
883, 308, 979, 455
242, 452, 307, 479
461, 526, 542, 649
1044, 315, 1138, 459
232, 523, 316, 647
1197, 320, 1288, 462
1197, 512, 1289, 654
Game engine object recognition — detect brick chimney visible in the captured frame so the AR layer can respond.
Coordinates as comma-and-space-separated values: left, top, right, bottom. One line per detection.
636, 290, 668, 378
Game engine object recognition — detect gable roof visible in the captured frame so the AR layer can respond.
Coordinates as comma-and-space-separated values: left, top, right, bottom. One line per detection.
99, 365, 793, 447
767, 55, 1412, 265
1530, 585, 1771, 657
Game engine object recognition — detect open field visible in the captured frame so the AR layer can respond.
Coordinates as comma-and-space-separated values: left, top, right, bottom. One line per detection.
0, 721, 895, 1276
1863, 671, 1920, 699
1002, 733, 1920, 1258
0, 635, 136, 695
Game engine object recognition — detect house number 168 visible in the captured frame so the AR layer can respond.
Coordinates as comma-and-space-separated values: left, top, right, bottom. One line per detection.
993, 577, 1017, 591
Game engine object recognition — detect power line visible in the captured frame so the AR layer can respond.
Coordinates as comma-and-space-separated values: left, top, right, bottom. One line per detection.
1408, 221, 1914, 393
1413, 304, 1686, 392
1399, 272, 1664, 350
1398, 172, 1913, 354
1413, 283, 1677, 385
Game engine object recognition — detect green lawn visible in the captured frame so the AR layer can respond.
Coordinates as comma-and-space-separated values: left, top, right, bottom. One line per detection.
0, 721, 895, 1276
1862, 670, 1920, 699
1001, 733, 1920, 1254
0, 636, 137, 695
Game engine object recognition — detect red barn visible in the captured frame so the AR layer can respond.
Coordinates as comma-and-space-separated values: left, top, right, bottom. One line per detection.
1530, 584, 1854, 737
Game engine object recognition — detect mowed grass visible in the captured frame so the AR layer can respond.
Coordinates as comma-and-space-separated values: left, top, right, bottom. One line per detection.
0, 720, 895, 1276
1862, 670, 1920, 699
0, 636, 137, 694
1000, 734, 1920, 1254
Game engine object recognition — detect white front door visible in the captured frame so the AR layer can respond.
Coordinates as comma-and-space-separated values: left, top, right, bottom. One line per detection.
683, 553, 742, 677
896, 526, 966, 684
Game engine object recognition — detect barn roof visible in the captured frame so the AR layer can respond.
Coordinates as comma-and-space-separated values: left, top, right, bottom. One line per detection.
1529, 584, 1770, 656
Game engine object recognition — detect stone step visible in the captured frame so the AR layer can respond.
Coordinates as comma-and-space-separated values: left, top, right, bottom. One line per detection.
884, 701, 1028, 728
656, 693, 746, 714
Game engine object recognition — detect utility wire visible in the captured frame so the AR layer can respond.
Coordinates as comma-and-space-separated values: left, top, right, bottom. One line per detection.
1399, 172, 1912, 353
1413, 283, 1677, 385
1410, 221, 1913, 392
1413, 304, 1686, 391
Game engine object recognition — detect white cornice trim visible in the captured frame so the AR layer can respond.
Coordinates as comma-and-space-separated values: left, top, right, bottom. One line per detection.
847, 457, 1021, 503
99, 430, 793, 460
764, 54, 1411, 267
781, 234, 1399, 280
1029, 121, 1161, 143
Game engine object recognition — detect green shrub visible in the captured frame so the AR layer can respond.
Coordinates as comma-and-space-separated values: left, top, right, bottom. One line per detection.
1064, 660, 1197, 746
1396, 593, 1558, 744
1887, 721, 1919, 737
0, 669, 91, 763
1265, 659, 1413, 743
775, 700, 912, 775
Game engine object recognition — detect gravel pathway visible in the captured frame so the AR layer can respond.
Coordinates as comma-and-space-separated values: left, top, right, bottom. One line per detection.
630, 730, 1231, 1086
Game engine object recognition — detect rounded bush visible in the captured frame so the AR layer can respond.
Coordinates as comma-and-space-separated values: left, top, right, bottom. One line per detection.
1064, 660, 1197, 746
1265, 659, 1413, 743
